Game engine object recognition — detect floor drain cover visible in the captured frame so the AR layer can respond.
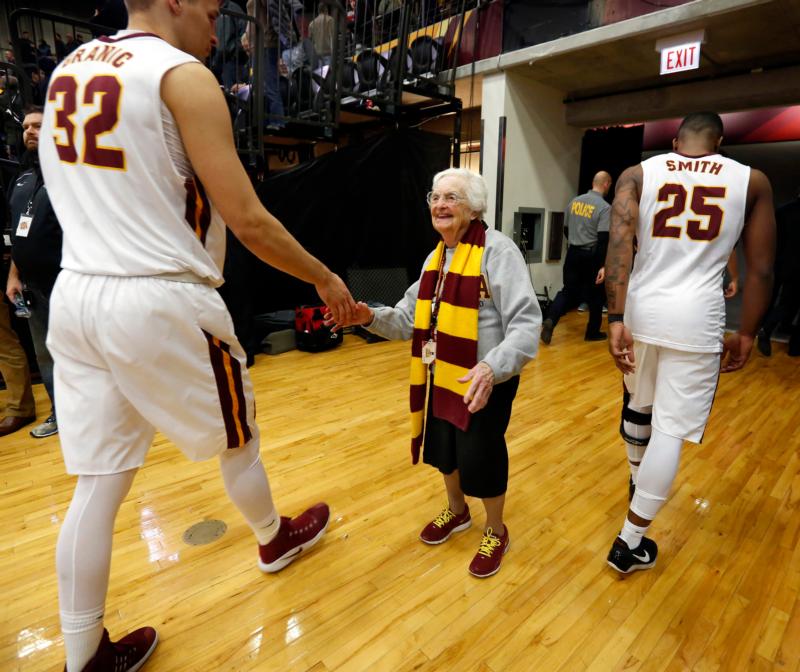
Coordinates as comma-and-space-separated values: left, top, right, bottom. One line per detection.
183, 520, 227, 546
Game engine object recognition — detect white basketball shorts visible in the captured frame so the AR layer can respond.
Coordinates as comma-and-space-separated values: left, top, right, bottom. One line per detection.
48, 270, 256, 475
623, 340, 721, 444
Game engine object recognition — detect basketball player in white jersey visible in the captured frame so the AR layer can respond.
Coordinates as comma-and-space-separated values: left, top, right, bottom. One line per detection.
38, 1, 358, 670
603, 112, 775, 574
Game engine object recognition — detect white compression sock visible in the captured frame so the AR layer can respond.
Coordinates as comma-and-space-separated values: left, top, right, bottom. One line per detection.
56, 470, 137, 672
219, 435, 280, 545
620, 428, 684, 548
630, 427, 684, 520
61, 607, 105, 672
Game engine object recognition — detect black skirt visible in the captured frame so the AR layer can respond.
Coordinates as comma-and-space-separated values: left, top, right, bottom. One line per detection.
422, 375, 519, 498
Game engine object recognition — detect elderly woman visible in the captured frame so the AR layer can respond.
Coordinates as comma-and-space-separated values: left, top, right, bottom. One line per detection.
337, 168, 541, 577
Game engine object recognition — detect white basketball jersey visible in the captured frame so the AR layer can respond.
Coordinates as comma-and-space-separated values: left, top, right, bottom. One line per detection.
39, 31, 226, 286
626, 152, 750, 352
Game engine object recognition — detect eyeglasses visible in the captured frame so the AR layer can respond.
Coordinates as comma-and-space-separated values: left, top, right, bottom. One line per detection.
426, 191, 464, 206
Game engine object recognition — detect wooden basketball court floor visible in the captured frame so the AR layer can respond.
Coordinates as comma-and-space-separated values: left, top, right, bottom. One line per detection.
2, 312, 799, 671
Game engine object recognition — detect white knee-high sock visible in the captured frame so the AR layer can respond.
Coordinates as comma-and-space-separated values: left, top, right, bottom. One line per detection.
219, 434, 280, 545
57, 470, 137, 672
620, 428, 683, 548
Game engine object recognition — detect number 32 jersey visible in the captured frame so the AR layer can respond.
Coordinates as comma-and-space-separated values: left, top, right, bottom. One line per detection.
39, 31, 226, 286
626, 152, 750, 353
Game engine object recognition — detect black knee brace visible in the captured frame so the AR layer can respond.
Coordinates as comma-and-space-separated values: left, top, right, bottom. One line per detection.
620, 388, 652, 446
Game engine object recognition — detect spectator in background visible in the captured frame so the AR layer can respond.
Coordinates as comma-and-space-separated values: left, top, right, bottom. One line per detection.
245, 0, 295, 129
18, 32, 37, 65
214, 0, 248, 89
64, 33, 81, 56
0, 75, 24, 159
6, 106, 62, 439
54, 34, 66, 61
24, 65, 47, 105
3, 49, 15, 64
309, 4, 334, 67
37, 40, 52, 59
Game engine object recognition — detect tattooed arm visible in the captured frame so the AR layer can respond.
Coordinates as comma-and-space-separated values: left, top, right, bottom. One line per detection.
605, 165, 641, 314
605, 165, 642, 373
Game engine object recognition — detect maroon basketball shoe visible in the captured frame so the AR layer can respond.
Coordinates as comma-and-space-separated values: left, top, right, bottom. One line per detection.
468, 525, 509, 578
419, 504, 471, 545
66, 627, 158, 672
258, 503, 330, 573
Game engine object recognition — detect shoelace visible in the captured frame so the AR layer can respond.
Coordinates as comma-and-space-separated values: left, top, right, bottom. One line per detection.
477, 528, 502, 558
432, 508, 456, 528
113, 644, 136, 672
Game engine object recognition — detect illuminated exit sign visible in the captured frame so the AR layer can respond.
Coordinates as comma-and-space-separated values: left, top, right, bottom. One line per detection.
661, 42, 700, 74
656, 30, 705, 76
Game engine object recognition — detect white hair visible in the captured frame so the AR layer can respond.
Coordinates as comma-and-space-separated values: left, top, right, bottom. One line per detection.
432, 168, 488, 218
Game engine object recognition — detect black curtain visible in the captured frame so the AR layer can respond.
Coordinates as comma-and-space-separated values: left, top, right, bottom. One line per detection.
578, 125, 644, 197
229, 128, 450, 317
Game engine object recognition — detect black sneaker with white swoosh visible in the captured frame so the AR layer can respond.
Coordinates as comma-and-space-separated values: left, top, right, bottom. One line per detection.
607, 536, 658, 573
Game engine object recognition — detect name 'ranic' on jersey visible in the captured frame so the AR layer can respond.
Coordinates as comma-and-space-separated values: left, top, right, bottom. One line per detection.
60, 44, 134, 69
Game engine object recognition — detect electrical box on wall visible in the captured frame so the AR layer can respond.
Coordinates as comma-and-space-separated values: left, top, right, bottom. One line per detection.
512, 208, 545, 264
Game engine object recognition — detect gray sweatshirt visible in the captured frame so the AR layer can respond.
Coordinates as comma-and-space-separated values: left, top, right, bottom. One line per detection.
367, 228, 542, 383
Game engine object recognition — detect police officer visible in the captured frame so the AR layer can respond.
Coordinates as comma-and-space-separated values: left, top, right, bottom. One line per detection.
541, 171, 612, 345
5, 105, 62, 438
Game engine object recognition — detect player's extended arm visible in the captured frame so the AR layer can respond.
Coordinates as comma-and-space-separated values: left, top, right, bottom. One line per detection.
604, 166, 640, 315
161, 62, 356, 323
721, 170, 776, 372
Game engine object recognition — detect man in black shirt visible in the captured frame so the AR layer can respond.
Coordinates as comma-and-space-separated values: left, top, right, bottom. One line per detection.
0, 173, 36, 434
6, 105, 62, 438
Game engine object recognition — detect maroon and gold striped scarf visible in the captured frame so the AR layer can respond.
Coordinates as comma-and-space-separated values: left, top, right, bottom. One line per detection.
409, 219, 486, 464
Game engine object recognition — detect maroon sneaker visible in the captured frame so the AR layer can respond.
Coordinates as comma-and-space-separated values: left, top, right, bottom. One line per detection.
258, 503, 330, 573
65, 627, 158, 672
468, 525, 509, 578
419, 504, 471, 545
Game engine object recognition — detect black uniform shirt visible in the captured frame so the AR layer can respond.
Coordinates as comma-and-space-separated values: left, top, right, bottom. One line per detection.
8, 161, 62, 289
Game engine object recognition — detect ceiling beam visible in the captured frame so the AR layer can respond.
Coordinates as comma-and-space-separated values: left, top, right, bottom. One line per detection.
565, 64, 800, 127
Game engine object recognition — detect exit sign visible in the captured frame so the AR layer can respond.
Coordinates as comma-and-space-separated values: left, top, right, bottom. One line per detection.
656, 30, 705, 76
661, 42, 701, 74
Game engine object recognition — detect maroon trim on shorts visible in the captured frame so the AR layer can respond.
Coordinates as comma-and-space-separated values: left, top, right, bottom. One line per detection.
203, 330, 252, 449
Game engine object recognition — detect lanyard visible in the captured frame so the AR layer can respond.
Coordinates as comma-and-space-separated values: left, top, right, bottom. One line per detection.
24, 172, 44, 216
429, 248, 448, 340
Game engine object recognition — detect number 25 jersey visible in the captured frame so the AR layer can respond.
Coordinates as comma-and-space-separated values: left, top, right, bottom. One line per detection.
626, 152, 750, 353
39, 31, 226, 286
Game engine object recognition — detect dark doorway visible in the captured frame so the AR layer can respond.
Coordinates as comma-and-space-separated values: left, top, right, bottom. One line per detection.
578, 125, 644, 196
